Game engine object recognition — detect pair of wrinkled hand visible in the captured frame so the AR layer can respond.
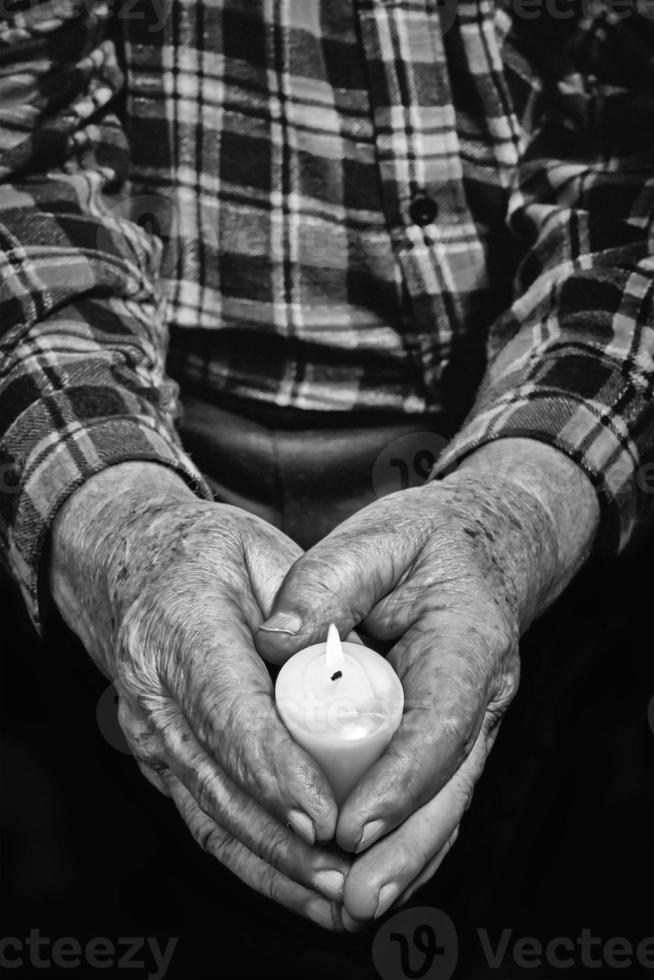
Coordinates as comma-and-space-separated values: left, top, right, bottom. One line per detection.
50, 450, 578, 931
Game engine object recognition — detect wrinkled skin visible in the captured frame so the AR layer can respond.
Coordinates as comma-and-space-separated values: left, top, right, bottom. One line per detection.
50, 441, 598, 930
257, 440, 599, 924
257, 478, 523, 921
51, 464, 350, 930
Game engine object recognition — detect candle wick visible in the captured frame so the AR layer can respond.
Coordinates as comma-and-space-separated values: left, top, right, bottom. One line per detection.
330, 670, 343, 682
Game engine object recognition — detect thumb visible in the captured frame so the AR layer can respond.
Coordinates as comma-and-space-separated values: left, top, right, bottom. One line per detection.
255, 524, 404, 665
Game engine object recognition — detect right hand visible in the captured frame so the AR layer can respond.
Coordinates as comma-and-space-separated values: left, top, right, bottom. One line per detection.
49, 462, 349, 929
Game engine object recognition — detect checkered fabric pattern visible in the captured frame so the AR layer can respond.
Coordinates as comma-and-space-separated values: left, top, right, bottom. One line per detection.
0, 0, 652, 627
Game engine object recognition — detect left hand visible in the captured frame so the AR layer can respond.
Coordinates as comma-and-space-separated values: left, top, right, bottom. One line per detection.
256, 439, 599, 925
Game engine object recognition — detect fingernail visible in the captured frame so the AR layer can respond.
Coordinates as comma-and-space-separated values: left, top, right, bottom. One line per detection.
341, 908, 366, 932
307, 899, 336, 931
260, 612, 303, 635
355, 819, 385, 853
289, 809, 316, 845
313, 869, 345, 902
374, 882, 401, 919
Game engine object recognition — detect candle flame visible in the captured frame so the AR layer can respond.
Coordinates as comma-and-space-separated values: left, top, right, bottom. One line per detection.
326, 623, 344, 679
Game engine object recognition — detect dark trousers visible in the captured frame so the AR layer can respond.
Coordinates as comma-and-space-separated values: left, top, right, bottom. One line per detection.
1, 400, 652, 979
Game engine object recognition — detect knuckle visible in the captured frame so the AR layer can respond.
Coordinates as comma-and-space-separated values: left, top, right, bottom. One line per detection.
436, 709, 479, 759
223, 700, 279, 798
284, 552, 358, 618
197, 769, 217, 818
194, 679, 254, 757
260, 863, 282, 905
259, 823, 291, 870
494, 662, 521, 706
371, 747, 422, 806
136, 760, 169, 794
282, 758, 332, 822
200, 822, 230, 862
118, 699, 164, 764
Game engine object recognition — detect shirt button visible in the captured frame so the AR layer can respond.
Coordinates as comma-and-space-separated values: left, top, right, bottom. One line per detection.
409, 193, 438, 226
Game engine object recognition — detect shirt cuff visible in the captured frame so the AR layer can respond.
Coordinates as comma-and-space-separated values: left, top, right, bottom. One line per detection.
431, 384, 643, 556
2, 415, 212, 633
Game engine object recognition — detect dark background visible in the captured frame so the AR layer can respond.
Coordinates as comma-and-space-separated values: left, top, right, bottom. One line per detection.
1, 537, 652, 979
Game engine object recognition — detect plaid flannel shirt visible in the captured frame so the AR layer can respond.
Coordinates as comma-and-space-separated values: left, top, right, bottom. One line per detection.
0, 0, 653, 627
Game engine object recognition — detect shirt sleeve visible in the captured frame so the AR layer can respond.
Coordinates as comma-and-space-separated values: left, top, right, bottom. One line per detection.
433, 4, 654, 553
0, 0, 211, 629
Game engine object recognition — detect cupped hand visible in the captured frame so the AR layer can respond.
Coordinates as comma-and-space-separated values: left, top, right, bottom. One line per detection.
256, 440, 599, 925
49, 462, 351, 930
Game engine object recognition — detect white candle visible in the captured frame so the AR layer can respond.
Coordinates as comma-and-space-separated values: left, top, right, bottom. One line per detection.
275, 625, 404, 805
